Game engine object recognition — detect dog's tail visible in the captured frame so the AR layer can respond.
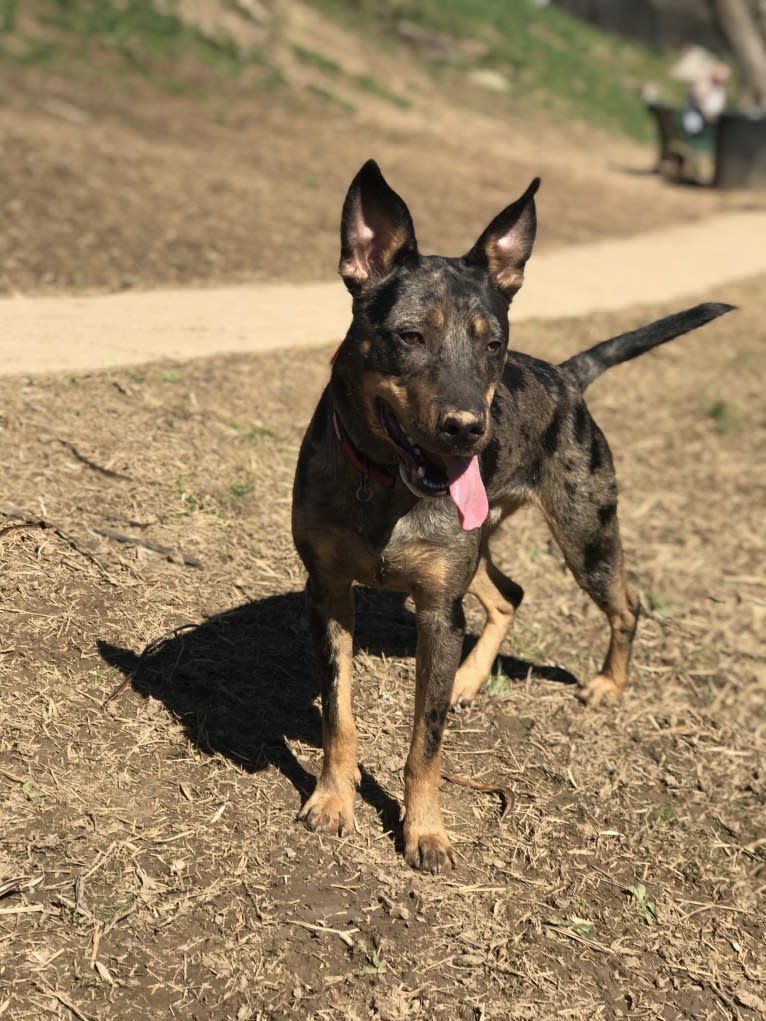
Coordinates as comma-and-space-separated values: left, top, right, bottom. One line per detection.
559, 302, 735, 392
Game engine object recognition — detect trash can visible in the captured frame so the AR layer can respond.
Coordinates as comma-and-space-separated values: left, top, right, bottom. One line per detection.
714, 110, 766, 189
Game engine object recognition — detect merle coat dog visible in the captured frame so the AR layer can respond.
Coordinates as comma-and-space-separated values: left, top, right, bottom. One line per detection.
292, 160, 731, 873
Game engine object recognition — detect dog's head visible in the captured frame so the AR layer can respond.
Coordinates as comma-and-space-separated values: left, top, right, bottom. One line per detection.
333, 160, 538, 530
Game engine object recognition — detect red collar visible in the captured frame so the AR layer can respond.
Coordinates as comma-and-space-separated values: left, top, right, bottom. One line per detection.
332, 411, 397, 491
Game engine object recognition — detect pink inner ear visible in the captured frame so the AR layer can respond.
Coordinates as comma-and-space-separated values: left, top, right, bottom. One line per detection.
494, 265, 523, 290
489, 231, 530, 292
340, 212, 375, 282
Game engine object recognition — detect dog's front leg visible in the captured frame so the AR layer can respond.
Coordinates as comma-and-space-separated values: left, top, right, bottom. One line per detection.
403, 590, 465, 874
298, 574, 360, 837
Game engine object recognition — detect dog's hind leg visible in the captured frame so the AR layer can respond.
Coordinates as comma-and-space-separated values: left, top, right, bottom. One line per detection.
577, 568, 640, 707
538, 443, 640, 707
450, 539, 524, 707
297, 574, 360, 836
551, 529, 638, 706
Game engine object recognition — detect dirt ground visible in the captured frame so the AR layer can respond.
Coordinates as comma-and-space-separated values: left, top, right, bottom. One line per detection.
2, 278, 764, 1019
1, 8, 766, 1020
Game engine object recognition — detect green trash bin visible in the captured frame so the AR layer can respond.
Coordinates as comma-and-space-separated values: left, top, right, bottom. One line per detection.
714, 110, 766, 189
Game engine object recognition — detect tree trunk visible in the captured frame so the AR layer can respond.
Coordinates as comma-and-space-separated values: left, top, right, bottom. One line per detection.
712, 0, 766, 107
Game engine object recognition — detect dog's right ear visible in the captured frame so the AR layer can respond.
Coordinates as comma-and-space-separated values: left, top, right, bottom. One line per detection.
339, 160, 418, 292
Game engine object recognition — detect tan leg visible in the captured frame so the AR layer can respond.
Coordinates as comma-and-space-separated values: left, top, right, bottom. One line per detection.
450, 547, 523, 707
298, 577, 360, 836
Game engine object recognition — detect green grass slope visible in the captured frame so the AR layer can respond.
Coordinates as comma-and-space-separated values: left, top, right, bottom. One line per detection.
1, 0, 686, 138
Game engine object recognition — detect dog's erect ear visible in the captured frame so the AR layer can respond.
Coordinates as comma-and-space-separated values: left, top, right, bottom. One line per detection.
339, 159, 418, 292
463, 178, 540, 300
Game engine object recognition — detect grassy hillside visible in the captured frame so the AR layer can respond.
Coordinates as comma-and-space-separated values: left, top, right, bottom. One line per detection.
310, 0, 686, 139
3, 0, 733, 296
0, 0, 282, 87
0, 0, 685, 138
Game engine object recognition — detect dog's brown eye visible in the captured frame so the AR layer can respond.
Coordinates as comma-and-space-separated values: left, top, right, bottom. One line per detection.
399, 331, 423, 346
486, 340, 502, 354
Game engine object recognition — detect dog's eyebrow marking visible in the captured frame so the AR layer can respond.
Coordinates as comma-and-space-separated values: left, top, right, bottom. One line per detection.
360, 339, 371, 356
426, 306, 445, 329
473, 315, 489, 338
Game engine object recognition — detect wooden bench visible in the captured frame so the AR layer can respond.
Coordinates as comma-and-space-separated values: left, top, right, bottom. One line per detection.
646, 101, 717, 184
647, 102, 766, 188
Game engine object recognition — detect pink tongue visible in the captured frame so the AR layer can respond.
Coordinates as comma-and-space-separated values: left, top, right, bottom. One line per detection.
443, 455, 489, 531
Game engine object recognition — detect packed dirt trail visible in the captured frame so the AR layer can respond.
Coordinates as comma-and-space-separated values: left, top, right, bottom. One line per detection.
2, 208, 764, 377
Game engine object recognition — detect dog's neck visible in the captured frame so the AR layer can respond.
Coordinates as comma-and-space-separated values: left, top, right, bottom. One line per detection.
331, 409, 397, 491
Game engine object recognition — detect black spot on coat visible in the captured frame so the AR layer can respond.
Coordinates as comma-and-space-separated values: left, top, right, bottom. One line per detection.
542, 408, 563, 457
583, 535, 613, 575
589, 432, 604, 473
598, 501, 617, 527
573, 402, 589, 446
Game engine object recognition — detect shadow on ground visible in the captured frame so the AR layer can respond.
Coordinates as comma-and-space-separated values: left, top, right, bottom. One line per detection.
98, 588, 576, 835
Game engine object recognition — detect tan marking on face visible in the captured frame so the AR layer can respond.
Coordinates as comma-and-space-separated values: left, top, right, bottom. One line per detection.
359, 339, 371, 357
373, 376, 433, 431
356, 374, 407, 442
473, 315, 489, 338
426, 306, 445, 330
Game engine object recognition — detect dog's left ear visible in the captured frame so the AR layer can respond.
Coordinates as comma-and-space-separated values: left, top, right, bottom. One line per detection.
464, 178, 540, 301
339, 159, 419, 292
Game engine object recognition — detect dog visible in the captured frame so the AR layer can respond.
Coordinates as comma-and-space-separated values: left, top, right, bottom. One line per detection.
291, 159, 732, 874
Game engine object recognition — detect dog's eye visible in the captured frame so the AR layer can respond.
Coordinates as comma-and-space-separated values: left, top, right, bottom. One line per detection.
486, 340, 502, 354
398, 331, 423, 347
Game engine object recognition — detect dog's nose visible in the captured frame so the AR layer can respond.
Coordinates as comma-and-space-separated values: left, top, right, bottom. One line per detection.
438, 409, 486, 447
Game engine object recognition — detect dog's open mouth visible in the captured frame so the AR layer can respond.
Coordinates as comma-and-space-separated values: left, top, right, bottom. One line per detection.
379, 402, 489, 530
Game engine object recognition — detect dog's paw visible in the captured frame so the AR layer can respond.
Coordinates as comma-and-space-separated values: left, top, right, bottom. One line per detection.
298, 785, 356, 838
449, 691, 475, 711
404, 826, 456, 875
449, 674, 483, 709
577, 673, 621, 708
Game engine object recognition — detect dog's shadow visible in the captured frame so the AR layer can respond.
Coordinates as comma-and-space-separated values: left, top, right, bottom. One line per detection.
98, 588, 576, 841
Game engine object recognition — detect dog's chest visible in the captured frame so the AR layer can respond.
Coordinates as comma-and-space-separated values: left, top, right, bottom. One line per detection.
330, 501, 478, 594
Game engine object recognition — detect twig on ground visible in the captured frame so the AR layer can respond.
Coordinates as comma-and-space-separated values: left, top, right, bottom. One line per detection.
92, 527, 204, 569
0, 875, 43, 899
441, 771, 515, 819
289, 919, 359, 948
0, 509, 119, 585
57, 439, 132, 481
35, 985, 95, 1021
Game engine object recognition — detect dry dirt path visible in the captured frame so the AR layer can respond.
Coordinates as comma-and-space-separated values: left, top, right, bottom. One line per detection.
2, 209, 763, 377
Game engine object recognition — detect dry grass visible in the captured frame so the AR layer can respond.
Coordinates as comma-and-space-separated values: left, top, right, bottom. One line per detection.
1, 278, 764, 1019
